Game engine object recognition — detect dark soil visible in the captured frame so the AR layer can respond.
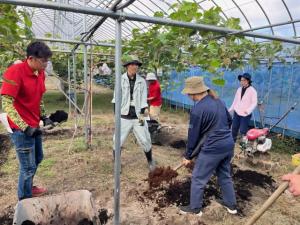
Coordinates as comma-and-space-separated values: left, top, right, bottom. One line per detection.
0, 206, 14, 225
98, 208, 108, 225
77, 218, 93, 225
170, 140, 187, 149
43, 128, 74, 140
0, 133, 11, 168
22, 221, 36, 225
142, 165, 277, 216
147, 166, 178, 188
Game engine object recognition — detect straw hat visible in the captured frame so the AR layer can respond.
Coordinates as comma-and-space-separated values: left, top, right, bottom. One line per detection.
146, 72, 157, 81
182, 76, 209, 94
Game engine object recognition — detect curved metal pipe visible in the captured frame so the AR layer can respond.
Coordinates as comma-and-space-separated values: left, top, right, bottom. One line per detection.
281, 0, 296, 37
116, 0, 136, 10
254, 0, 274, 35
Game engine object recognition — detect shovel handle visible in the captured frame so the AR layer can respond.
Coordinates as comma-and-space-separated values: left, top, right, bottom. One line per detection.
245, 164, 300, 225
173, 162, 185, 171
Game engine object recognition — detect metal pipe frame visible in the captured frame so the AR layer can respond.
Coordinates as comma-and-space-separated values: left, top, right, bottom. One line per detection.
231, 0, 252, 31
33, 36, 114, 47
254, 0, 274, 35
113, 17, 122, 225
281, 0, 296, 37
50, 49, 114, 56
2, 0, 300, 44
201, 18, 300, 42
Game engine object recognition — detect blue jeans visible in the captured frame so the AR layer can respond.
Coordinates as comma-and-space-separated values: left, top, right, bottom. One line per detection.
190, 150, 236, 209
232, 112, 252, 142
10, 131, 43, 200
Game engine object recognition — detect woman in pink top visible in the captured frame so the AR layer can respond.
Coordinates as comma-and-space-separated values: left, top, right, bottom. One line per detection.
228, 73, 257, 142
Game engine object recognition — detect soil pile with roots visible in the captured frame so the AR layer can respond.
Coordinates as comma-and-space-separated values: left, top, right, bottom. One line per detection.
147, 166, 179, 188
143, 164, 276, 216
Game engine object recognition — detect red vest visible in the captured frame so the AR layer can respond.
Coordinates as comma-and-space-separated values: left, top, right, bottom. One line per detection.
148, 80, 162, 106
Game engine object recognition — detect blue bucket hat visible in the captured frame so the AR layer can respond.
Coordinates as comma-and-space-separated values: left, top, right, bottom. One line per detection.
238, 72, 252, 84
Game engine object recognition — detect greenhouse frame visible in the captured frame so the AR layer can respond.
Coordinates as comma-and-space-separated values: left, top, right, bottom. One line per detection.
1, 1, 300, 225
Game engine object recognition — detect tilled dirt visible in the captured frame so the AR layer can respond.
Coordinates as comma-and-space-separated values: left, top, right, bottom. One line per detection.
0, 206, 14, 225
147, 166, 179, 188
142, 165, 277, 217
0, 133, 11, 168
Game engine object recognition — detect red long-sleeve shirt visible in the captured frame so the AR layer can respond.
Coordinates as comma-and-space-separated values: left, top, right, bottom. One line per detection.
148, 80, 162, 106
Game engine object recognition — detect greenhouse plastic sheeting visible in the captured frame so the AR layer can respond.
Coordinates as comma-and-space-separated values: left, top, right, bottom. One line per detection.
162, 63, 300, 139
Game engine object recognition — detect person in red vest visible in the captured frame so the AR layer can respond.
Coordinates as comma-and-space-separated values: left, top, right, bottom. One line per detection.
1, 41, 53, 200
146, 72, 162, 121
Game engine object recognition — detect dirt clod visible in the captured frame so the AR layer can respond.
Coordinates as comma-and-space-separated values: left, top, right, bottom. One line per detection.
170, 140, 187, 149
147, 166, 178, 188
22, 221, 36, 225
77, 218, 93, 225
98, 208, 108, 225
0, 206, 14, 225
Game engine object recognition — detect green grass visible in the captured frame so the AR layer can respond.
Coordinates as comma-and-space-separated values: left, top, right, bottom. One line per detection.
72, 137, 87, 153
43, 91, 113, 114
37, 158, 56, 178
271, 134, 300, 155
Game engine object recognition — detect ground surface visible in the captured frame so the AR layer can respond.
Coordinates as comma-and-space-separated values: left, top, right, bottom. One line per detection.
1, 86, 300, 225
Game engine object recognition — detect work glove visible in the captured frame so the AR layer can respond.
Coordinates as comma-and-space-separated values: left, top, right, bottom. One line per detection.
24, 126, 42, 137
41, 116, 54, 127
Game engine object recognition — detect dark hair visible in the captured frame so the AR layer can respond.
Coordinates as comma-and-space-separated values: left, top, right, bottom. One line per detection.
26, 41, 52, 59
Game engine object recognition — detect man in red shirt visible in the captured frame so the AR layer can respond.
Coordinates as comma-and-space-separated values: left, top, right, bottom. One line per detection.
1, 41, 53, 200
146, 72, 162, 121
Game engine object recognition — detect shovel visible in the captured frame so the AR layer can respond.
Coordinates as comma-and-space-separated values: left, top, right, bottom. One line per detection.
245, 164, 300, 225
172, 136, 205, 172
173, 162, 185, 171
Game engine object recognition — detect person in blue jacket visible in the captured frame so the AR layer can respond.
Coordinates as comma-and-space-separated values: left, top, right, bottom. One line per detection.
179, 76, 237, 217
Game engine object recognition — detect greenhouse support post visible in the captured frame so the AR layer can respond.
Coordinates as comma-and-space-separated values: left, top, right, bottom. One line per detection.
68, 57, 71, 115
113, 17, 122, 225
72, 52, 78, 120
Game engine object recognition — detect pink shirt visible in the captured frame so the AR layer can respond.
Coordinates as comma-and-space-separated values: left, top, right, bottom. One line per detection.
229, 86, 257, 116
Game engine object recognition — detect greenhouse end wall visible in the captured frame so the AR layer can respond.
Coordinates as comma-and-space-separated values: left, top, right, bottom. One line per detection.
162, 62, 300, 139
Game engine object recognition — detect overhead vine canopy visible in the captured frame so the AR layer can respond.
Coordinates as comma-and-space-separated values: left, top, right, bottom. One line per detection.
1, 0, 300, 83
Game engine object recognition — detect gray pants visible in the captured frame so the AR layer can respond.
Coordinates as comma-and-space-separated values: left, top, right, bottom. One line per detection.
113, 118, 152, 152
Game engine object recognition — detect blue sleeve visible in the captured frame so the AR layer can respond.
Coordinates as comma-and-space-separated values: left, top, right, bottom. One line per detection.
185, 112, 203, 160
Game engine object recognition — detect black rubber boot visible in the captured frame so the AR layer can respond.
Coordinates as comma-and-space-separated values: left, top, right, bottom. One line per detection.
145, 149, 156, 172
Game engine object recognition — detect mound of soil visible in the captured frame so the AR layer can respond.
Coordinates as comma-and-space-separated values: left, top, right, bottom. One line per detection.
170, 140, 187, 149
147, 167, 179, 188
0, 206, 14, 225
98, 208, 108, 225
141, 166, 276, 216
